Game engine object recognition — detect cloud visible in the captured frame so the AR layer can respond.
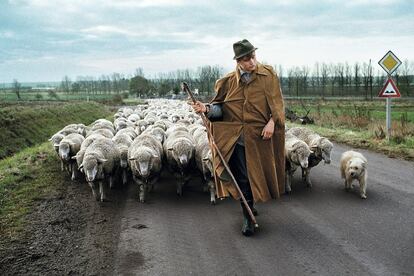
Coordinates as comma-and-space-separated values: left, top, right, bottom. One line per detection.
0, 0, 413, 82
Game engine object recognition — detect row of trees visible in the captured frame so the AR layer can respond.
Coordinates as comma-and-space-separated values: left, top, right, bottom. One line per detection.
7, 60, 414, 100
277, 60, 414, 98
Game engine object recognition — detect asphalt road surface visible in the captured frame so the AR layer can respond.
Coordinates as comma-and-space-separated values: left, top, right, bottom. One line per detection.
114, 143, 414, 276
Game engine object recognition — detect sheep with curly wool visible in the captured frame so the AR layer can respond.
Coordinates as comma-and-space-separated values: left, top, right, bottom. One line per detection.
163, 125, 195, 196
128, 134, 163, 203
80, 138, 120, 202
58, 133, 85, 180
113, 133, 133, 185
284, 133, 313, 193
286, 127, 333, 188
192, 126, 216, 204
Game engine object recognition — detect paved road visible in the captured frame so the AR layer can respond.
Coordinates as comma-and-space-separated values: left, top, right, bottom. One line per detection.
114, 143, 414, 276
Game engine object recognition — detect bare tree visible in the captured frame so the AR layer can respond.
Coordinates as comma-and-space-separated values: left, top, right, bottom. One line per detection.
12, 79, 21, 100
354, 62, 360, 93
399, 59, 412, 97
61, 75, 72, 94
320, 63, 329, 98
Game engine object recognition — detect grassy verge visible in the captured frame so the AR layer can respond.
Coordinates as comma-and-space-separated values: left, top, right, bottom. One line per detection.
0, 142, 66, 240
0, 102, 112, 159
287, 122, 414, 160
285, 99, 414, 160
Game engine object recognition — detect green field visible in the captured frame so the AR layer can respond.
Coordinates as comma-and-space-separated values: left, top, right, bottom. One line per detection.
0, 90, 129, 102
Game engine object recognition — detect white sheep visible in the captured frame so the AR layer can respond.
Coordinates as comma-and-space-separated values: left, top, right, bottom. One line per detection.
80, 138, 120, 202
284, 133, 313, 193
128, 134, 163, 203
116, 127, 138, 140
86, 128, 114, 139
142, 125, 166, 144
58, 133, 85, 180
287, 127, 333, 188
72, 133, 106, 174
113, 133, 133, 185
163, 125, 196, 196
192, 126, 216, 204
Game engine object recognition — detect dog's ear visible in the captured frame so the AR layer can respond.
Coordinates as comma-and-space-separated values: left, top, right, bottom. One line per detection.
361, 161, 367, 169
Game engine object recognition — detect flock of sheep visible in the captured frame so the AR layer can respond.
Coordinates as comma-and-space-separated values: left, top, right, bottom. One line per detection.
49, 99, 216, 204
49, 99, 366, 205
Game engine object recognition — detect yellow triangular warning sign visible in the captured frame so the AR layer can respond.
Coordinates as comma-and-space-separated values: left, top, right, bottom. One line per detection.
378, 78, 401, 98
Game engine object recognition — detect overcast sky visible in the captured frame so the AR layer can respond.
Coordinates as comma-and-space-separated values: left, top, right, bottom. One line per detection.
0, 0, 413, 82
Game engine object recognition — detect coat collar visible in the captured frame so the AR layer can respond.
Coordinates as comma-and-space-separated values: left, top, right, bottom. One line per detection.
236, 62, 268, 83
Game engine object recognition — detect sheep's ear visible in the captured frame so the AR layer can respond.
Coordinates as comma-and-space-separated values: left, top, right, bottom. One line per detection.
48, 138, 52, 141
129, 157, 136, 161
71, 156, 77, 160
79, 164, 84, 169
153, 153, 159, 158
309, 150, 314, 154
202, 157, 209, 161
167, 147, 173, 151
310, 145, 318, 152
97, 158, 107, 164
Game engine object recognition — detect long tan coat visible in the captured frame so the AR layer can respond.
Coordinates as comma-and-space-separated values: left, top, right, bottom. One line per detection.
210, 63, 285, 203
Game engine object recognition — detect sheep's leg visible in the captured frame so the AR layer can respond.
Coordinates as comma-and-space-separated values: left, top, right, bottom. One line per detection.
285, 171, 292, 194
174, 172, 183, 196
176, 178, 184, 196
202, 178, 208, 193
99, 180, 106, 202
303, 168, 312, 188
208, 179, 216, 205
148, 176, 159, 193
109, 175, 114, 189
89, 182, 99, 201
122, 169, 128, 186
139, 181, 146, 203
359, 176, 367, 199
71, 163, 77, 181
61, 160, 64, 171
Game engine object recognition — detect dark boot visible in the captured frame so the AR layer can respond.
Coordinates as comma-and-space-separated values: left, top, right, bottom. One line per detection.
241, 200, 255, 237
252, 205, 258, 216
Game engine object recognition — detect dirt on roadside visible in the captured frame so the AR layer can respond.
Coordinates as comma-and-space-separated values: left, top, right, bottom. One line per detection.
0, 178, 128, 276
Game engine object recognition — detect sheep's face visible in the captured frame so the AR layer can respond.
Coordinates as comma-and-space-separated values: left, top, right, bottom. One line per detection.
82, 157, 105, 182
172, 115, 179, 123
169, 142, 193, 168
153, 130, 165, 143
346, 158, 366, 179
320, 138, 333, 164
84, 159, 98, 182
130, 150, 158, 179
59, 143, 71, 161
290, 143, 312, 168
120, 151, 129, 168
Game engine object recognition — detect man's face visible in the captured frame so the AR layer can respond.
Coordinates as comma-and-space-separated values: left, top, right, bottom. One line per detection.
237, 51, 257, 72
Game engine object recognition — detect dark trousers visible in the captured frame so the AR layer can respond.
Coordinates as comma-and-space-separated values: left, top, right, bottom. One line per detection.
228, 144, 253, 202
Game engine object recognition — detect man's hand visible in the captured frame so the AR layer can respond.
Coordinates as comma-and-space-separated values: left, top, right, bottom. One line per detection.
190, 100, 207, 113
261, 119, 274, 140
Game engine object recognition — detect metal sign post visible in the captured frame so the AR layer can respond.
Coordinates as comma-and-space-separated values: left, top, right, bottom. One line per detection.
378, 51, 402, 140
386, 97, 391, 139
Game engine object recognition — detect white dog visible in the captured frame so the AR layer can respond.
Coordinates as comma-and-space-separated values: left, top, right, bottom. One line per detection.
340, 151, 368, 199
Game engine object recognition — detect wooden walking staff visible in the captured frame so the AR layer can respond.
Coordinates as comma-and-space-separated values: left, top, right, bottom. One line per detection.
182, 82, 258, 227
